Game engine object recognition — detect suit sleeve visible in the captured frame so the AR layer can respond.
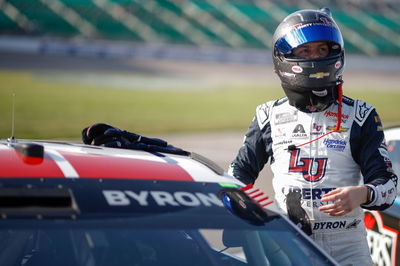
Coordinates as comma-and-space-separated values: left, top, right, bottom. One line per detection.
228, 116, 272, 185
350, 108, 398, 210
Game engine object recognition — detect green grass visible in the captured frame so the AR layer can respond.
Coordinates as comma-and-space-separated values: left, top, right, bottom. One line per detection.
0, 70, 399, 140
0, 70, 283, 139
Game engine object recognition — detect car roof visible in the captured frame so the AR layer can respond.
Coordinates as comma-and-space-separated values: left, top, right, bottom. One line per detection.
0, 139, 240, 185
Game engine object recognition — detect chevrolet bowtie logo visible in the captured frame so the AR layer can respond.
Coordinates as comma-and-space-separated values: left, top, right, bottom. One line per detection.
326, 126, 348, 132
309, 72, 329, 79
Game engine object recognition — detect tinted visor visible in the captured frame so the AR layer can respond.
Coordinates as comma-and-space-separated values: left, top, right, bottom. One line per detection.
275, 24, 343, 54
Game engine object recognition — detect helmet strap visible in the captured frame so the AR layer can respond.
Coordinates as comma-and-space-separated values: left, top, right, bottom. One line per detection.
335, 82, 343, 131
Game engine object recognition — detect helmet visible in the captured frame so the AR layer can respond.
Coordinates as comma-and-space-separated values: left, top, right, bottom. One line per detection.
272, 8, 345, 111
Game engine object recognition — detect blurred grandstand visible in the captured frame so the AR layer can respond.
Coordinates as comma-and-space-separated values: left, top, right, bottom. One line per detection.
0, 0, 400, 58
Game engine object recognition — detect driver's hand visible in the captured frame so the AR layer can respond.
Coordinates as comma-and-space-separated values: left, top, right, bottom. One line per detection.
319, 186, 368, 216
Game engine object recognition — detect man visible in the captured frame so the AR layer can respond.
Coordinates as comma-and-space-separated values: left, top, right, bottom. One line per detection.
228, 8, 397, 265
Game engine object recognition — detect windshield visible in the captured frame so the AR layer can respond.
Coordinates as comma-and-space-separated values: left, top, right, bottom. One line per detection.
0, 178, 336, 265
0, 216, 334, 266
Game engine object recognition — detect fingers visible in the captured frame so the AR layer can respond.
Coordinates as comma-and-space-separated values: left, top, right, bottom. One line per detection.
319, 187, 355, 216
321, 193, 341, 202
320, 188, 342, 202
319, 188, 346, 215
319, 200, 350, 216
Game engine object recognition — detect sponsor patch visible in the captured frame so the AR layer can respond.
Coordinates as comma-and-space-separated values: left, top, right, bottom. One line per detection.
288, 149, 328, 182
275, 110, 298, 125
379, 141, 392, 163
326, 125, 348, 132
309, 72, 329, 79
274, 127, 287, 138
291, 22, 334, 31
312, 89, 328, 97
334, 61, 342, 69
311, 123, 324, 136
279, 70, 296, 78
313, 123, 323, 131
355, 101, 373, 126
292, 124, 307, 138
274, 140, 293, 146
375, 115, 383, 131
323, 139, 347, 151
324, 110, 349, 123
292, 65, 303, 73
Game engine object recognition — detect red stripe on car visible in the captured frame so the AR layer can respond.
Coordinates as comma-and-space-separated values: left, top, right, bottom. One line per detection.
60, 152, 194, 181
0, 149, 64, 178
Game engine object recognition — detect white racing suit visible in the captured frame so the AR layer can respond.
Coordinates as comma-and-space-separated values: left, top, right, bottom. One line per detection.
229, 96, 397, 266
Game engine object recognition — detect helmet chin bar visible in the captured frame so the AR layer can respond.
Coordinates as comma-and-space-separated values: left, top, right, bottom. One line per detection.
282, 83, 338, 112
287, 82, 343, 151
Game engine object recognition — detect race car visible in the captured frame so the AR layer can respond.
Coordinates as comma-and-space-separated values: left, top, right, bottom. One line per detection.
0, 135, 339, 266
365, 126, 400, 266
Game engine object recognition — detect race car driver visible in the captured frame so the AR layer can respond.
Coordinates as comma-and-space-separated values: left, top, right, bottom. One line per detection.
228, 8, 397, 265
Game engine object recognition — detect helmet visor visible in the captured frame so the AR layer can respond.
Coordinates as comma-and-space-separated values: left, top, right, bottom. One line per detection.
275, 24, 343, 54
